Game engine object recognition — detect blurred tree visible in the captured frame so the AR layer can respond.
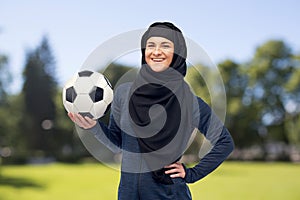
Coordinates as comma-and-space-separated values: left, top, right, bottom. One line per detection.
283, 54, 300, 146
0, 50, 10, 174
0, 51, 9, 149
218, 60, 262, 148
51, 90, 89, 162
0, 50, 23, 165
22, 36, 57, 157
0, 52, 11, 105
185, 65, 210, 104
246, 40, 296, 146
102, 62, 134, 87
284, 113, 300, 146
0, 94, 29, 164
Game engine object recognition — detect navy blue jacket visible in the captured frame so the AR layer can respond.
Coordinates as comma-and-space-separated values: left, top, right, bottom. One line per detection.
87, 83, 234, 199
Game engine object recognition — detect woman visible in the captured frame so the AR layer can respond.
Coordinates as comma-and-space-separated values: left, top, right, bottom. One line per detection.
69, 22, 234, 200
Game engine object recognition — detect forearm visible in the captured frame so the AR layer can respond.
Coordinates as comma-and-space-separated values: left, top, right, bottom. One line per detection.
77, 115, 122, 154
184, 127, 234, 183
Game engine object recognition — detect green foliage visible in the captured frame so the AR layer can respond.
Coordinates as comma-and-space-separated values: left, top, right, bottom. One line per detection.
51, 90, 89, 162
285, 54, 300, 94
285, 68, 300, 92
23, 36, 57, 121
217, 59, 262, 147
284, 113, 300, 146
0, 52, 11, 105
0, 94, 30, 164
0, 52, 10, 146
185, 65, 210, 104
22, 36, 58, 156
102, 62, 134, 87
246, 40, 299, 146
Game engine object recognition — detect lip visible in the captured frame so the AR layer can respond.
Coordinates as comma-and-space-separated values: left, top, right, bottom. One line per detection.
151, 58, 165, 62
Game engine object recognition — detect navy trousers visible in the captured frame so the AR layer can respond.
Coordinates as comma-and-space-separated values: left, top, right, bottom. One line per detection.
118, 172, 192, 200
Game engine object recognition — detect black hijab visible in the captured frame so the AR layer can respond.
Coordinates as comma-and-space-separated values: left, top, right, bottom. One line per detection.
129, 22, 194, 184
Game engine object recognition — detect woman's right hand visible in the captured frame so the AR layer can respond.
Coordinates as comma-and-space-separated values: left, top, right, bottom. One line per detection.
68, 113, 97, 129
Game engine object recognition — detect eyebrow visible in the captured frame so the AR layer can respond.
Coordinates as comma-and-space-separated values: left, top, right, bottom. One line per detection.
146, 41, 172, 45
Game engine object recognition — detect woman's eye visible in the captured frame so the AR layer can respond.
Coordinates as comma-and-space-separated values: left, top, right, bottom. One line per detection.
146, 43, 155, 47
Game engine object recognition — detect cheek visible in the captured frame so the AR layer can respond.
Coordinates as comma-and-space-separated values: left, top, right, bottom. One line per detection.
167, 52, 174, 64
145, 49, 150, 57
145, 51, 151, 62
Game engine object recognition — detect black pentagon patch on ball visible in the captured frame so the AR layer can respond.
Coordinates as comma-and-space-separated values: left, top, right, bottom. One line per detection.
66, 86, 77, 103
89, 86, 103, 102
79, 112, 94, 119
78, 70, 93, 77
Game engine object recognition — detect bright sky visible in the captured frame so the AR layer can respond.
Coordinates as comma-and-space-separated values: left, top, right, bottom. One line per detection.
1, 0, 300, 93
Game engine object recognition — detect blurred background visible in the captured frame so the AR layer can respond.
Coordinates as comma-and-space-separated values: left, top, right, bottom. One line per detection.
0, 0, 300, 199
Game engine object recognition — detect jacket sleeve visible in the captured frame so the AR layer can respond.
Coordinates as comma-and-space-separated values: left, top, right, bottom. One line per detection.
184, 97, 234, 183
82, 86, 123, 153
85, 114, 122, 153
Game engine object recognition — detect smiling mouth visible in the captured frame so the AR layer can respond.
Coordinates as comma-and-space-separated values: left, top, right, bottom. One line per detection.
151, 58, 165, 62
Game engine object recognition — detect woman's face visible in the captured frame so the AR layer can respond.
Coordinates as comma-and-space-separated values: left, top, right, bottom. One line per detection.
145, 37, 174, 72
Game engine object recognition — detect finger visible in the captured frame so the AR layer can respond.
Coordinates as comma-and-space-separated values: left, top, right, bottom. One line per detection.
84, 116, 97, 127
72, 113, 82, 123
74, 114, 90, 128
170, 173, 183, 178
77, 114, 96, 128
164, 163, 180, 168
68, 113, 75, 121
77, 114, 92, 128
165, 168, 180, 174
165, 163, 177, 168
84, 116, 96, 124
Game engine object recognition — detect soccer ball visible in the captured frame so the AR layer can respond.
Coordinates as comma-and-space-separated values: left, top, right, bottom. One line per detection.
62, 70, 113, 119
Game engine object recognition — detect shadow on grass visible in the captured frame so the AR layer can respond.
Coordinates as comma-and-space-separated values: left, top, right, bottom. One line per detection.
0, 175, 44, 189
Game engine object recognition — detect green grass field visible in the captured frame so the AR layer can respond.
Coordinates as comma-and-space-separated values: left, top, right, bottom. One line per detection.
0, 162, 299, 200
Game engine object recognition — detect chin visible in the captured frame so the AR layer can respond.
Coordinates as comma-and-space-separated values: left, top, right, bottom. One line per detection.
149, 64, 168, 72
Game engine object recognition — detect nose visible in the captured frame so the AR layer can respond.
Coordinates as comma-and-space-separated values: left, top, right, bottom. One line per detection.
153, 46, 162, 56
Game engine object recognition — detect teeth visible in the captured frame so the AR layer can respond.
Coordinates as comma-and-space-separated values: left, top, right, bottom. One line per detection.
152, 58, 164, 62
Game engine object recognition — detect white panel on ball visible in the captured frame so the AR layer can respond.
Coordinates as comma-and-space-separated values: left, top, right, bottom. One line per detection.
91, 101, 108, 119
103, 85, 114, 104
90, 73, 108, 88
73, 77, 94, 94
63, 101, 74, 114
73, 94, 94, 112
